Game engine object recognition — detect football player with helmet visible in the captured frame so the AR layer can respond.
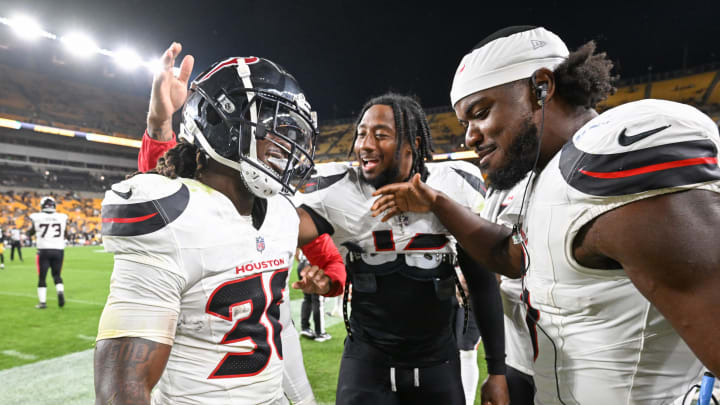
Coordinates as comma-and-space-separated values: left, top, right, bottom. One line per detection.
95, 44, 343, 405
371, 26, 720, 404
29, 196, 68, 309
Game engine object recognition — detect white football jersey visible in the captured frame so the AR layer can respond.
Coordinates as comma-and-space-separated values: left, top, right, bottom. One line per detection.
98, 174, 298, 405
480, 176, 535, 377
524, 100, 719, 404
295, 160, 485, 266
29, 212, 68, 250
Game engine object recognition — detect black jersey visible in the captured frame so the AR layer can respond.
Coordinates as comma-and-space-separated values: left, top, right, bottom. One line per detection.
295, 161, 486, 366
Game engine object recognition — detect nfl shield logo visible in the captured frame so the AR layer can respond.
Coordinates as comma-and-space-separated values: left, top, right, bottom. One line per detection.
396, 214, 409, 227
256, 236, 265, 252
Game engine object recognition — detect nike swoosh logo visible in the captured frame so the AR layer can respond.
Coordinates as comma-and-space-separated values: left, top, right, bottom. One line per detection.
618, 125, 671, 146
112, 189, 132, 199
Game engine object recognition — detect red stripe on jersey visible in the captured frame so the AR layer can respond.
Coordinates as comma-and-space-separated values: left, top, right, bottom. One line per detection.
102, 212, 158, 224
579, 157, 718, 179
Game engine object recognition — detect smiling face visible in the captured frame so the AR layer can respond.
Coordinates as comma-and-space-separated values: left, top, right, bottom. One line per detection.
455, 80, 539, 190
251, 98, 315, 191
255, 133, 290, 176
354, 104, 414, 189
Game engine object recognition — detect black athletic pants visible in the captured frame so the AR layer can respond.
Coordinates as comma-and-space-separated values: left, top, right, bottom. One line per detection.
507, 365, 535, 405
11, 240, 22, 261
297, 260, 324, 334
300, 293, 323, 334
37, 249, 64, 287
336, 338, 466, 405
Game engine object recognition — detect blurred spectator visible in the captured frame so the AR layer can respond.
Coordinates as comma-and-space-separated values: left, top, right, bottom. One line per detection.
296, 250, 331, 342
10, 227, 23, 261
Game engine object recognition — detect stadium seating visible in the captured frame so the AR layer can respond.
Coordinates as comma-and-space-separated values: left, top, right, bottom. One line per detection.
0, 163, 125, 193
428, 111, 464, 153
649, 71, 716, 103
0, 190, 102, 245
0, 63, 148, 138
706, 81, 720, 106
0, 163, 46, 189
599, 83, 647, 109
601, 69, 720, 111
2, 59, 719, 167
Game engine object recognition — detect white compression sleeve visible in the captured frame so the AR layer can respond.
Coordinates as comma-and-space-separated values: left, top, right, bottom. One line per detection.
280, 290, 317, 405
460, 349, 479, 405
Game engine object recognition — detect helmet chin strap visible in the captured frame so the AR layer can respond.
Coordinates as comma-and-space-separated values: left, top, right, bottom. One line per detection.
240, 159, 283, 197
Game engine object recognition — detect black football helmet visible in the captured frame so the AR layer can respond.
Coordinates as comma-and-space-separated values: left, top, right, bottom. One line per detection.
179, 56, 317, 197
40, 196, 56, 213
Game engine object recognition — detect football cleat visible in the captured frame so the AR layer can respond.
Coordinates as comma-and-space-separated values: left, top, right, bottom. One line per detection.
58, 292, 65, 308
314, 332, 332, 342
35, 302, 47, 309
300, 328, 316, 339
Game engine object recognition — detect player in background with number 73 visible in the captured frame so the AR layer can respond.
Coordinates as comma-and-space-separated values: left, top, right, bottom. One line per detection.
28, 196, 68, 309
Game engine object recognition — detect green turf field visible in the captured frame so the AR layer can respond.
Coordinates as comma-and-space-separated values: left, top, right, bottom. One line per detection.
0, 246, 111, 370
0, 245, 488, 404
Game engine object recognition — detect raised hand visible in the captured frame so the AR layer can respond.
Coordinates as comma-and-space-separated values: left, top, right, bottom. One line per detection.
292, 265, 331, 295
147, 42, 194, 141
370, 173, 439, 222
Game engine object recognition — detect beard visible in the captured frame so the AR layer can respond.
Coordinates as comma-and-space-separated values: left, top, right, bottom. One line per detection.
486, 118, 539, 190
359, 163, 402, 189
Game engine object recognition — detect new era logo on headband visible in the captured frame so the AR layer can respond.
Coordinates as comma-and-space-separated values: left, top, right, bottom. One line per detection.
531, 40, 546, 50
450, 27, 569, 106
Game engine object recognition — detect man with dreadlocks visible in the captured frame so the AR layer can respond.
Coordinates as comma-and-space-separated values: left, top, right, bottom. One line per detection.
372, 26, 720, 404
293, 92, 508, 405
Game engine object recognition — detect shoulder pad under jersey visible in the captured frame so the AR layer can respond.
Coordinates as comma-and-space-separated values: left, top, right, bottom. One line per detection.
101, 174, 190, 237
559, 99, 720, 197
428, 160, 486, 196
298, 162, 351, 194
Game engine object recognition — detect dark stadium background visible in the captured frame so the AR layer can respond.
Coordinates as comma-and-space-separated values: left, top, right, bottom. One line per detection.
2, 0, 719, 119
1, 1, 720, 403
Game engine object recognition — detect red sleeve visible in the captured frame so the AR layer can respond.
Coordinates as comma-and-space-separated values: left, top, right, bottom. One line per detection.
301, 233, 346, 297
138, 130, 178, 172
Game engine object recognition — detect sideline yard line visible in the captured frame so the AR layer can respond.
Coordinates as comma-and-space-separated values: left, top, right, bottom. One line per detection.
76, 334, 96, 341
289, 296, 344, 329
0, 291, 105, 306
0, 350, 37, 361
0, 298, 340, 404
0, 349, 93, 405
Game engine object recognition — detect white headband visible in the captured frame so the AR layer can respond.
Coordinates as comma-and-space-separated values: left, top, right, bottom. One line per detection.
450, 27, 569, 106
